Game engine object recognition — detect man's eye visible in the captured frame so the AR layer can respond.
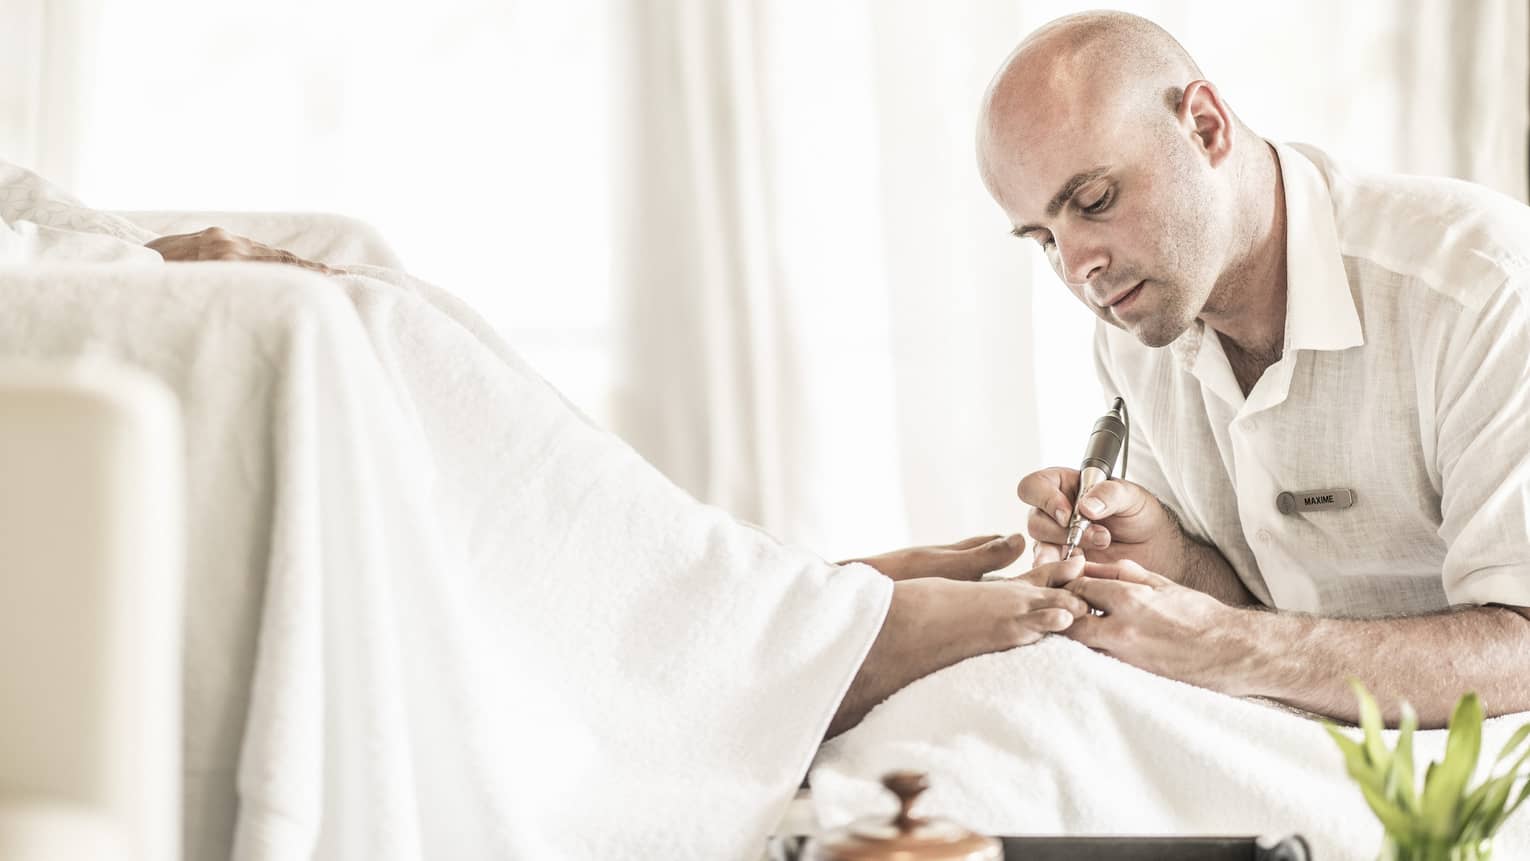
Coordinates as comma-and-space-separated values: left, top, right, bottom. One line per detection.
1037, 235, 1056, 250
1082, 188, 1115, 214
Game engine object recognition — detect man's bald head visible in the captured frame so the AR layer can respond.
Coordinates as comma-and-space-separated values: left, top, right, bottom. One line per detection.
978, 11, 1207, 199
976, 12, 1256, 349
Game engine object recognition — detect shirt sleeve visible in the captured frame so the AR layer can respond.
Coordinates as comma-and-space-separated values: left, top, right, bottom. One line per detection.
1435, 274, 1530, 607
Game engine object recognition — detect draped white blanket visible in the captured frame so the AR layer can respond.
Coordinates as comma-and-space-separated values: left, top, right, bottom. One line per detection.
0, 162, 891, 860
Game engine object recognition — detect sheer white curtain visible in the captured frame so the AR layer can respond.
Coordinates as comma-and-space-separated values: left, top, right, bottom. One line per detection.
5, 0, 1524, 559
610, 0, 1529, 558
611, 2, 1043, 557
62, 0, 624, 427
0, 0, 101, 188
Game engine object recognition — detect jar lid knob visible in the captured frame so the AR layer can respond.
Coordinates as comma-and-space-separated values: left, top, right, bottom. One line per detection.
881, 771, 929, 834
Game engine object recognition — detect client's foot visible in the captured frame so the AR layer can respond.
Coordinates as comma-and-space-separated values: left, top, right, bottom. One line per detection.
826, 555, 1088, 737
840, 533, 1027, 581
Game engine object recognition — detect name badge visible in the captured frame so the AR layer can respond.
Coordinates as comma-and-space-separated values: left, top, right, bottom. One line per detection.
1276, 488, 1356, 515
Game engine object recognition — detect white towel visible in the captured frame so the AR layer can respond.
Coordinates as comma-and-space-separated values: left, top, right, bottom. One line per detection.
0, 169, 892, 859
810, 636, 1530, 861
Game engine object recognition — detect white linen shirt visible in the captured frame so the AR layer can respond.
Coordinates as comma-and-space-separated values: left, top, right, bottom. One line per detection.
1094, 142, 1530, 617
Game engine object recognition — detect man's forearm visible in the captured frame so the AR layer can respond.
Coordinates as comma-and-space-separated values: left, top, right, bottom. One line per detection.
1220, 604, 1530, 726
1167, 512, 1257, 606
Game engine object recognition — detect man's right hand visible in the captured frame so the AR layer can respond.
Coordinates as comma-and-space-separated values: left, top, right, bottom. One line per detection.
1018, 467, 1187, 573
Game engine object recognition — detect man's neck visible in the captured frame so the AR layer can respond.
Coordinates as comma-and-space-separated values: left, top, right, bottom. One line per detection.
1201, 139, 1288, 367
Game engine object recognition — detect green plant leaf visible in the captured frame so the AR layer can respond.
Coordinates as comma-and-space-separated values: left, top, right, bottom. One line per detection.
1382, 753, 1403, 809
1324, 685, 1530, 850
1498, 773, 1530, 828
1471, 771, 1518, 837
1360, 780, 1421, 840
1391, 702, 1419, 814
1326, 723, 1386, 793
1457, 776, 1496, 840
1477, 745, 1530, 836
1420, 693, 1483, 836
1454, 743, 1530, 843
1495, 721, 1530, 766
1457, 817, 1484, 848
1355, 680, 1392, 770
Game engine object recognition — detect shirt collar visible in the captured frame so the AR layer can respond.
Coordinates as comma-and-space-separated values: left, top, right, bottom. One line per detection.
1276, 141, 1364, 353
1168, 142, 1363, 373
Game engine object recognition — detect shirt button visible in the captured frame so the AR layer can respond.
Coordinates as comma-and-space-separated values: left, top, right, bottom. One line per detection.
1257, 528, 1273, 544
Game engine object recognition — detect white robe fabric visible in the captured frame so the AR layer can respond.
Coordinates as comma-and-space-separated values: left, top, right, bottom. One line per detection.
0, 162, 891, 860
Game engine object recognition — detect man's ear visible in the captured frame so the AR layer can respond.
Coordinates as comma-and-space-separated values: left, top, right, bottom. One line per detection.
1178, 79, 1234, 168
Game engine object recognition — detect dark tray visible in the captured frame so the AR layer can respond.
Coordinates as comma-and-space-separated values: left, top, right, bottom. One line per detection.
999, 835, 1311, 860
768, 834, 1311, 860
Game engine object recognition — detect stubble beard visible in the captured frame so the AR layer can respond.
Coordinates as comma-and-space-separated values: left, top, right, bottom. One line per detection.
1122, 279, 1200, 348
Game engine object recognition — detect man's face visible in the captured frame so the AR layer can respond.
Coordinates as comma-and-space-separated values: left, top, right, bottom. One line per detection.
983, 106, 1226, 348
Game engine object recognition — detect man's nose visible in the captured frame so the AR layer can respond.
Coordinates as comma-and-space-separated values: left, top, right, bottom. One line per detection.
1057, 235, 1109, 294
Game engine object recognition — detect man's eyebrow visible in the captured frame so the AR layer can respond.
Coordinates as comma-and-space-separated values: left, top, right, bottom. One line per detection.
1012, 166, 1111, 237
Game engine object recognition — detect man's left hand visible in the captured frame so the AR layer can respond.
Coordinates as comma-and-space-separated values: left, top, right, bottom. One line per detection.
1062, 559, 1249, 692
842, 534, 1027, 582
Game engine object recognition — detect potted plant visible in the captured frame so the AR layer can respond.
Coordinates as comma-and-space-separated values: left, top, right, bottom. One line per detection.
1325, 681, 1530, 861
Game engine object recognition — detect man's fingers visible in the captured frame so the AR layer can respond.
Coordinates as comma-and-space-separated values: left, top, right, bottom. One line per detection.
1089, 523, 1113, 550
1026, 507, 1068, 546
1076, 478, 1149, 522
1027, 503, 1109, 552
1028, 528, 1105, 562
1080, 559, 1172, 588
1017, 467, 1080, 528
1061, 613, 1111, 649
1079, 561, 1127, 581
1064, 576, 1143, 613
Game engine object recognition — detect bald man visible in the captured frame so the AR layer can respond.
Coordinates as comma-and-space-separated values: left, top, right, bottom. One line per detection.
979, 12, 1530, 727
